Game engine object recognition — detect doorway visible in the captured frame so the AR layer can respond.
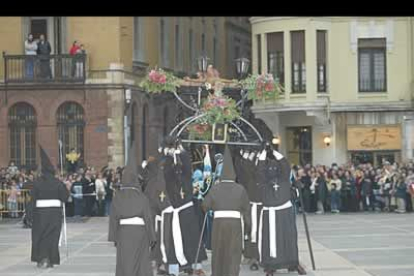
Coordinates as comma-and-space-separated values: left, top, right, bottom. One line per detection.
30, 19, 47, 40
286, 126, 312, 166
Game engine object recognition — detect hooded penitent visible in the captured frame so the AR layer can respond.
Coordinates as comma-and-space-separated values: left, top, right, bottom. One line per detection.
202, 144, 251, 276
108, 121, 156, 276
256, 143, 299, 272
221, 145, 236, 182
31, 146, 69, 266
160, 135, 207, 267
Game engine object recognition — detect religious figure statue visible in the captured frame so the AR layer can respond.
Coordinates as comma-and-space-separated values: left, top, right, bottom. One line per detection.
183, 64, 238, 94
66, 148, 80, 173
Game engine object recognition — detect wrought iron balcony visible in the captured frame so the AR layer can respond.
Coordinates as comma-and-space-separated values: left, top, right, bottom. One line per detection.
3, 52, 86, 84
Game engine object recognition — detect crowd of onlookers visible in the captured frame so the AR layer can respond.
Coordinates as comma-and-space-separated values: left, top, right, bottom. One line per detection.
0, 162, 120, 220
293, 160, 414, 214
2, 158, 414, 220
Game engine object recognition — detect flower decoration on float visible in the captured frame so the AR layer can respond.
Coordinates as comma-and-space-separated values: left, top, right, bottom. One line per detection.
140, 67, 180, 93
201, 94, 239, 125
239, 73, 284, 101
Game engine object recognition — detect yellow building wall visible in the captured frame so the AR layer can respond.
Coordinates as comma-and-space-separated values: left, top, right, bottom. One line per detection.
0, 17, 23, 77
66, 17, 121, 71
251, 17, 413, 105
119, 17, 133, 71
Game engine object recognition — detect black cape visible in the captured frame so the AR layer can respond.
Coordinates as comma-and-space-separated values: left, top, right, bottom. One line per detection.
31, 147, 69, 265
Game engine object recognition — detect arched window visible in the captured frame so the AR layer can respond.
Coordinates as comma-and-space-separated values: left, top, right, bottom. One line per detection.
163, 107, 169, 137
8, 103, 37, 169
141, 104, 148, 161
56, 102, 85, 167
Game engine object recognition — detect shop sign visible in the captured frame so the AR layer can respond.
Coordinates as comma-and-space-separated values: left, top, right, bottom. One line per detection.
347, 125, 401, 151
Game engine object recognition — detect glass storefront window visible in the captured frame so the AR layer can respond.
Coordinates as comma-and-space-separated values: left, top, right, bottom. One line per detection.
350, 150, 400, 167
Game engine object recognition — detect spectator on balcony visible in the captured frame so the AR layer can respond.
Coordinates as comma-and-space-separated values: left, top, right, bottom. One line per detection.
69, 41, 80, 77
25, 34, 37, 79
75, 44, 86, 78
37, 34, 52, 79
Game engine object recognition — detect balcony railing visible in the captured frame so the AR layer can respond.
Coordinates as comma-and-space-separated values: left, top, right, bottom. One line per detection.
3, 53, 86, 84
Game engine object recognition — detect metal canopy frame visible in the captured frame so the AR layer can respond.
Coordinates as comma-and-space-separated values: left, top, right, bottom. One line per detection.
169, 88, 264, 147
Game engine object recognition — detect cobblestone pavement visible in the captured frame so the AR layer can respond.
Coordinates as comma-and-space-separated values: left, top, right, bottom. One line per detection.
0, 212, 413, 276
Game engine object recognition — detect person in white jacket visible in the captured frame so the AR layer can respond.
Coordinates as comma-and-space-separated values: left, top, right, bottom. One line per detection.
95, 173, 107, 216
25, 34, 38, 79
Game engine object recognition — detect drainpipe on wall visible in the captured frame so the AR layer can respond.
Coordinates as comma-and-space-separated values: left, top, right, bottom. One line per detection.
124, 114, 128, 166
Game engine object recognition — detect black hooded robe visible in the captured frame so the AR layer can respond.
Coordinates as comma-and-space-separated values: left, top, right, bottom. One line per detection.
108, 187, 156, 276
202, 180, 251, 276
143, 154, 172, 266
257, 150, 299, 271
236, 152, 263, 262
108, 138, 157, 276
31, 148, 70, 266
161, 149, 207, 268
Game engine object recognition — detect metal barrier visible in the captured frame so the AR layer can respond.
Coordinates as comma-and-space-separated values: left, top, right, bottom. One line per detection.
0, 189, 32, 219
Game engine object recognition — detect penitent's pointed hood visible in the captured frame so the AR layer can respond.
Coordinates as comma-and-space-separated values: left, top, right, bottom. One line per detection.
39, 146, 56, 178
221, 145, 236, 181
121, 107, 140, 188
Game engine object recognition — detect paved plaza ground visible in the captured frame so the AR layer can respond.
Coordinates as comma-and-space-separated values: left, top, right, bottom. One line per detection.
0, 212, 413, 276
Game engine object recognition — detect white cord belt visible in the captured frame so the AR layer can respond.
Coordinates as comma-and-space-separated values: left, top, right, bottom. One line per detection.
214, 210, 241, 219
250, 201, 263, 243
36, 199, 62, 208
119, 216, 145, 225
160, 201, 194, 266
258, 200, 293, 261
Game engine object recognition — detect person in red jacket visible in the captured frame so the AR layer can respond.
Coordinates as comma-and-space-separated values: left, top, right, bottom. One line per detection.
69, 41, 80, 55
69, 41, 80, 77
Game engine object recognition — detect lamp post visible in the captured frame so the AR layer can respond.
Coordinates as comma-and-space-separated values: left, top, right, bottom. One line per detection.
124, 89, 132, 165
272, 135, 280, 151
235, 57, 250, 80
235, 57, 251, 112
196, 55, 210, 107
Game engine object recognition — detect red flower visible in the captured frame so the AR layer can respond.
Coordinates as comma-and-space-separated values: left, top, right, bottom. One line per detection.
265, 82, 274, 92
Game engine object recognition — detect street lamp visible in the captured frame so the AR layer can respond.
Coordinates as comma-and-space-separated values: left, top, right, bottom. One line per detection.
272, 136, 280, 146
235, 57, 250, 80
197, 55, 210, 74
196, 55, 210, 107
124, 88, 132, 165
125, 88, 132, 104
235, 57, 251, 112
324, 135, 331, 147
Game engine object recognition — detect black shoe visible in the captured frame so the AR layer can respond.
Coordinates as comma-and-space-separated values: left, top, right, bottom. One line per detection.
250, 263, 259, 271
297, 264, 307, 275
36, 259, 48, 269
157, 268, 167, 275
184, 268, 194, 275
